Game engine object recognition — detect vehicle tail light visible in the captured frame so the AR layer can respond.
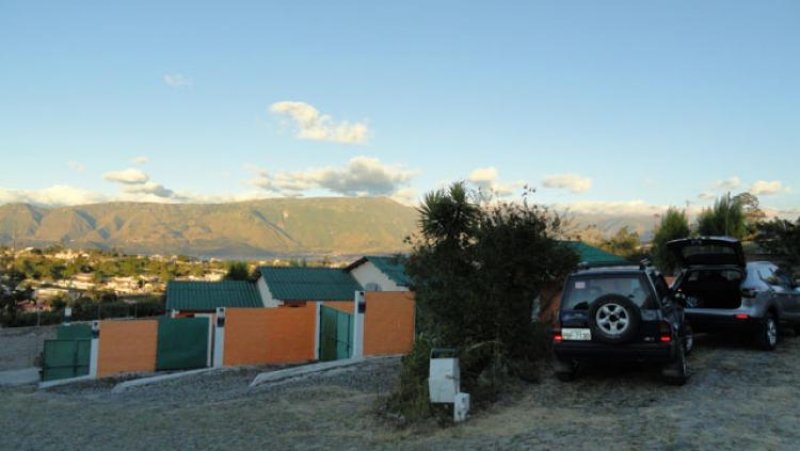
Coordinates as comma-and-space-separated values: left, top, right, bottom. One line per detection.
734, 313, 749, 320
659, 321, 672, 343
552, 327, 563, 343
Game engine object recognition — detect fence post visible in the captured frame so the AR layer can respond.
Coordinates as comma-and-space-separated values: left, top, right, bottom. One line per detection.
213, 307, 225, 368
89, 320, 100, 378
352, 291, 365, 359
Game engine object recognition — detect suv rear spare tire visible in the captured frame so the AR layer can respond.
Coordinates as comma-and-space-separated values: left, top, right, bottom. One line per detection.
588, 294, 641, 344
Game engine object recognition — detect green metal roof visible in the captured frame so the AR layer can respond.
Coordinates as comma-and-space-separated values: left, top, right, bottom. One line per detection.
348, 255, 411, 287
258, 266, 363, 301
561, 241, 629, 265
166, 281, 262, 311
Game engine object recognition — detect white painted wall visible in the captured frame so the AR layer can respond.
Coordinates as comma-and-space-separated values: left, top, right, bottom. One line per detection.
350, 261, 408, 292
257, 277, 281, 307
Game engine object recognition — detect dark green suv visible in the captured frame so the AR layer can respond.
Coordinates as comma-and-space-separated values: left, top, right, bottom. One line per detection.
552, 262, 692, 385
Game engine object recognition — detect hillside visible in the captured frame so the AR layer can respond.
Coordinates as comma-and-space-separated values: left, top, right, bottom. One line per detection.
0, 198, 419, 259
0, 198, 664, 259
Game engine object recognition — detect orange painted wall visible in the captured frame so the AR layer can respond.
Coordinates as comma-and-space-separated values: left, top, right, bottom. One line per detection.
97, 320, 158, 378
323, 301, 354, 314
363, 292, 415, 356
223, 305, 317, 366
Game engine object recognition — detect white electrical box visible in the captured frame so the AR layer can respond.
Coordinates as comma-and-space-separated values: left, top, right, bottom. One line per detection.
428, 349, 460, 404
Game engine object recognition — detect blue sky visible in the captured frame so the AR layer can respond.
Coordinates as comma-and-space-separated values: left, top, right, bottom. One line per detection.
1, 1, 798, 216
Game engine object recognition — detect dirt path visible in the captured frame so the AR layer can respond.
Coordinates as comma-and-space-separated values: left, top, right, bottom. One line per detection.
1, 333, 799, 450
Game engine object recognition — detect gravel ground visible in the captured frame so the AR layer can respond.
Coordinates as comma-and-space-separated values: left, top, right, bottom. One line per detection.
2, 333, 800, 450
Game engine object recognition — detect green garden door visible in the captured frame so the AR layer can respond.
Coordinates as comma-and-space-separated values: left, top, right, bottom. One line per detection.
319, 306, 352, 361
156, 317, 210, 371
41, 324, 93, 382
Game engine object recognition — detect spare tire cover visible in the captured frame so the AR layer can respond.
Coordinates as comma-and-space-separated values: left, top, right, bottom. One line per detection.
588, 294, 641, 344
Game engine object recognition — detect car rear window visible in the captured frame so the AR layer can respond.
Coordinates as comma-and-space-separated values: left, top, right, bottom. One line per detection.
562, 275, 654, 311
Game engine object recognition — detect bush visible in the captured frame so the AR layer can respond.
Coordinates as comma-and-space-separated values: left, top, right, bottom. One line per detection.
387, 183, 578, 423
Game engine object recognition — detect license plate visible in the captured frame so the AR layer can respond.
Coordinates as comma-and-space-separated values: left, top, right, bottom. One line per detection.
562, 328, 591, 341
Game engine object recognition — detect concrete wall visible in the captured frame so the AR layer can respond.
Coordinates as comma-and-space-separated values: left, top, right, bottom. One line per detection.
363, 292, 415, 356
350, 261, 408, 292
223, 304, 317, 366
97, 320, 158, 378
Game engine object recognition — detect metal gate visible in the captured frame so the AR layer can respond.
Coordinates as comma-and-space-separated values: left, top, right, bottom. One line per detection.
41, 324, 93, 382
319, 306, 352, 361
156, 317, 210, 371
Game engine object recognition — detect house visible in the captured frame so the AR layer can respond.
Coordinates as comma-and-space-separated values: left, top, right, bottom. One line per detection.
165, 280, 263, 315
256, 266, 364, 306
346, 255, 410, 292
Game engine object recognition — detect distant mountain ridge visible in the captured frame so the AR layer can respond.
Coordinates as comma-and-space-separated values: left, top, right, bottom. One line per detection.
0, 198, 661, 259
0, 198, 420, 259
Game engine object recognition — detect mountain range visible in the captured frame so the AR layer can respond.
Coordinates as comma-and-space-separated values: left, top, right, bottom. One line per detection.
0, 198, 659, 259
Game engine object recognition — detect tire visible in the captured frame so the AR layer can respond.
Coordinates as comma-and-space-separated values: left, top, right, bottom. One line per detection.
683, 324, 694, 356
662, 343, 689, 386
588, 295, 641, 344
793, 325, 800, 337
756, 313, 778, 351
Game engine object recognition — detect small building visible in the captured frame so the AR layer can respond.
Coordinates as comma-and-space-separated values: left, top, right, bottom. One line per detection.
166, 280, 263, 315
346, 255, 410, 292
256, 266, 363, 306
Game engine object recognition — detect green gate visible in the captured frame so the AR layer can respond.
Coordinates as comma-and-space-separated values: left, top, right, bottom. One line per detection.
319, 306, 353, 361
156, 317, 210, 371
41, 324, 93, 382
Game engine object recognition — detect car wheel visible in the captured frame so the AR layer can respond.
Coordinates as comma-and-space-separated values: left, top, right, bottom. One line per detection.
683, 324, 694, 356
588, 295, 641, 344
662, 343, 688, 386
756, 313, 778, 351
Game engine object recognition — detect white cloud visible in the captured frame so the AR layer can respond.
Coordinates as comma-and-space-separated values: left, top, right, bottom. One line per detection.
698, 192, 716, 201
104, 168, 179, 200
714, 176, 741, 191
553, 200, 668, 216
749, 180, 790, 196
122, 182, 175, 199
163, 73, 192, 88
131, 156, 149, 165
467, 166, 523, 197
390, 187, 419, 206
542, 174, 592, 194
67, 161, 86, 173
0, 185, 107, 207
269, 101, 369, 144
251, 156, 416, 197
104, 168, 150, 185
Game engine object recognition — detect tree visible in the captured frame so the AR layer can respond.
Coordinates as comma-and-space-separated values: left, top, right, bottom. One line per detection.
600, 226, 642, 259
733, 192, 765, 239
224, 261, 251, 281
393, 183, 578, 418
696, 193, 747, 239
651, 208, 691, 274
755, 217, 800, 269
